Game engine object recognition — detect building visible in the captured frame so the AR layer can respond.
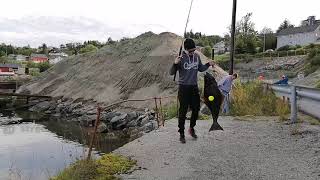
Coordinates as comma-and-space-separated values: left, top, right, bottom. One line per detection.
48, 52, 68, 64
213, 41, 229, 54
0, 64, 19, 76
30, 54, 49, 63
7, 54, 29, 61
16, 55, 29, 61
277, 16, 320, 49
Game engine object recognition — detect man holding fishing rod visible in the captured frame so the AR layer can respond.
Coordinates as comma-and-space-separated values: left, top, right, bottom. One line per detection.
170, 38, 215, 143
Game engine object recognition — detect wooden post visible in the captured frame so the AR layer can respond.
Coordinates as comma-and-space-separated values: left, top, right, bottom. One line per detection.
154, 97, 159, 126
159, 98, 164, 126
87, 106, 101, 160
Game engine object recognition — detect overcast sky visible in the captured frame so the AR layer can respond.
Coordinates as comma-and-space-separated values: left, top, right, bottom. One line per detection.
1, 0, 319, 47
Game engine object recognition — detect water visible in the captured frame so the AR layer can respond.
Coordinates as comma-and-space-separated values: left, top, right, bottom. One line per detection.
0, 109, 130, 180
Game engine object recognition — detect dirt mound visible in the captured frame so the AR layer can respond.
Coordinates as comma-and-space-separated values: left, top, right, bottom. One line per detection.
18, 32, 227, 108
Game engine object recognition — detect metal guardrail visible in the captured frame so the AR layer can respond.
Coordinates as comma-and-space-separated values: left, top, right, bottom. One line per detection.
269, 84, 320, 122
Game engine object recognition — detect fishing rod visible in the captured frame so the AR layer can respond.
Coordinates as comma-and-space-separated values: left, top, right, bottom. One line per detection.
173, 0, 194, 81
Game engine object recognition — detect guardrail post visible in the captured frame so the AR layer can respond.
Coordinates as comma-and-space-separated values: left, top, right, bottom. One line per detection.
290, 86, 297, 123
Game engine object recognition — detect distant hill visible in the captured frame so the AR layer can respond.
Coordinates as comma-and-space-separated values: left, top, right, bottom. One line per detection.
18, 32, 227, 108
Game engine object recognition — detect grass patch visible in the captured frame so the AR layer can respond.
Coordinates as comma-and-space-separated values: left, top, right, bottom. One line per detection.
316, 80, 320, 89
198, 114, 210, 120
52, 154, 136, 180
304, 52, 320, 76
298, 114, 320, 125
162, 102, 178, 120
230, 81, 290, 119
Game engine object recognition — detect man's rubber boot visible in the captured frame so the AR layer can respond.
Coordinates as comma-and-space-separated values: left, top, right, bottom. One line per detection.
188, 128, 198, 139
180, 134, 186, 144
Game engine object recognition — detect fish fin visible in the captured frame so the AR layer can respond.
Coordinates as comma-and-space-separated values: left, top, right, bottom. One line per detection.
209, 122, 224, 131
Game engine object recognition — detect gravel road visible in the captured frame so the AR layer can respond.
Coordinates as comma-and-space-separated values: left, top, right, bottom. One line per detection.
114, 117, 320, 180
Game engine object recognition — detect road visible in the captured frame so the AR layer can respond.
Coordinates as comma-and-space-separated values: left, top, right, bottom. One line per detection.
114, 117, 320, 180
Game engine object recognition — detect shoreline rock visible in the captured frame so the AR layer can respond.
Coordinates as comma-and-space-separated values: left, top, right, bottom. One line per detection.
19, 98, 159, 138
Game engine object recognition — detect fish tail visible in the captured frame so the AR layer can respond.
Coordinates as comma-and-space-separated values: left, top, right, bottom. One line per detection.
209, 122, 224, 131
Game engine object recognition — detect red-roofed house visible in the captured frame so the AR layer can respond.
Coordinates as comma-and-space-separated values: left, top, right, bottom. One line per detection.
30, 54, 49, 63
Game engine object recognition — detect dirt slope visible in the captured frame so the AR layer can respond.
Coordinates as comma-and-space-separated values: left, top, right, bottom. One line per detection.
18, 32, 227, 107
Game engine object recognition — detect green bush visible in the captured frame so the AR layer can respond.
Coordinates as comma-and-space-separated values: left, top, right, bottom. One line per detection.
162, 101, 178, 120
277, 45, 290, 51
316, 81, 320, 89
38, 62, 51, 72
310, 56, 320, 66
216, 60, 229, 70
79, 44, 98, 54
308, 48, 318, 59
286, 72, 297, 78
304, 64, 318, 76
296, 48, 305, 55
203, 46, 212, 59
230, 81, 290, 117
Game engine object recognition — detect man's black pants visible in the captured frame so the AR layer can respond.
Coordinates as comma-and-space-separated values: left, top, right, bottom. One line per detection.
178, 85, 200, 135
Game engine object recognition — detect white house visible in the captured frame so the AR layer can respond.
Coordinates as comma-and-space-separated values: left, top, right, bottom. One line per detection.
48, 52, 68, 64
277, 16, 320, 49
213, 41, 229, 54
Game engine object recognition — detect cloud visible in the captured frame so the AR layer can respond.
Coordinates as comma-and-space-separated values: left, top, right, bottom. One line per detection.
0, 16, 169, 47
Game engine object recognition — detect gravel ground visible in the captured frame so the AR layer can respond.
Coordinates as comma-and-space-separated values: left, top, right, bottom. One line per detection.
114, 117, 320, 180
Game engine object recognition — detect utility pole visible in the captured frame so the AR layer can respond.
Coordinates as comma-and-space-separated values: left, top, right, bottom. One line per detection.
229, 0, 237, 75
263, 33, 266, 52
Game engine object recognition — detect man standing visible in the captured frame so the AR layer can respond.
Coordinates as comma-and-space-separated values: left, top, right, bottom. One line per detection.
218, 73, 238, 113
274, 75, 288, 85
170, 38, 214, 143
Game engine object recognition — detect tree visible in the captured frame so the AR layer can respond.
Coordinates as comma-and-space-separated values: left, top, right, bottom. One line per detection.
260, 27, 273, 35
259, 27, 277, 51
234, 13, 259, 54
79, 44, 98, 54
277, 19, 294, 33
203, 46, 212, 58
66, 42, 82, 55
39, 43, 48, 55
38, 62, 51, 72
107, 37, 116, 45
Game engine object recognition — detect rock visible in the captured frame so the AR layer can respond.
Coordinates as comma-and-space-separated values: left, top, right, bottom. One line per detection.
127, 119, 138, 127
137, 115, 146, 121
115, 120, 128, 130
150, 110, 155, 116
97, 122, 108, 133
86, 110, 97, 115
0, 117, 22, 125
52, 113, 61, 117
140, 116, 149, 126
144, 122, 154, 133
148, 115, 155, 120
145, 108, 149, 113
127, 112, 138, 121
79, 115, 96, 126
103, 111, 118, 122
72, 109, 86, 116
55, 104, 64, 112
128, 127, 139, 135
111, 113, 128, 123
44, 110, 52, 114
151, 120, 158, 129
29, 101, 51, 112
200, 104, 211, 115
48, 102, 57, 111
70, 102, 83, 110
